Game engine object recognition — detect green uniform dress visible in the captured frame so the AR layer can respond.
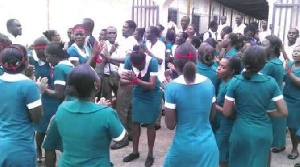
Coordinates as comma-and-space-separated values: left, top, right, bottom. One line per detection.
124, 56, 162, 124
260, 57, 286, 147
284, 61, 300, 129
215, 80, 234, 163
225, 47, 238, 58
44, 100, 125, 167
226, 74, 283, 167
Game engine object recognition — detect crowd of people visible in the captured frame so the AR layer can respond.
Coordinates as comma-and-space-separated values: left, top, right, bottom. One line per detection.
0, 12, 299, 167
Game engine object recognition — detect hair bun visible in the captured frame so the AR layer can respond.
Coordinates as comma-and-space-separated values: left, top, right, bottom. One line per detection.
133, 45, 140, 52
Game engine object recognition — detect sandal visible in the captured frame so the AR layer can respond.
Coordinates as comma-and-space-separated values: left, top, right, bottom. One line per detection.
272, 146, 286, 153
288, 153, 299, 160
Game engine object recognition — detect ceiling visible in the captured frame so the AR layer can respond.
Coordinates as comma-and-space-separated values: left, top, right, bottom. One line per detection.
215, 0, 269, 20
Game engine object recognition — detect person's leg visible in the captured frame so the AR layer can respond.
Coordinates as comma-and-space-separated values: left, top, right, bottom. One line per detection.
45, 150, 56, 167
35, 132, 46, 162
288, 128, 299, 159
155, 100, 163, 130
145, 124, 156, 167
267, 150, 271, 167
123, 122, 140, 162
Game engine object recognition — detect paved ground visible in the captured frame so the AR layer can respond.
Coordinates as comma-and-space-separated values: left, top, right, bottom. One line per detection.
38, 116, 298, 167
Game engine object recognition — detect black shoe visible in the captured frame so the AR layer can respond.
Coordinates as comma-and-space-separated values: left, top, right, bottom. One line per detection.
145, 156, 154, 167
110, 140, 129, 150
155, 125, 161, 130
141, 123, 147, 127
123, 153, 140, 162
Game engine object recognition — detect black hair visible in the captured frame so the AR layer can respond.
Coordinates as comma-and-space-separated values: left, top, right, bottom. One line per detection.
125, 20, 137, 30
174, 43, 197, 83
244, 25, 256, 34
6, 19, 18, 28
135, 28, 145, 38
166, 28, 176, 44
181, 16, 190, 23
222, 26, 232, 35
265, 35, 282, 57
188, 24, 197, 32
179, 32, 188, 41
100, 29, 107, 33
0, 44, 27, 74
43, 30, 57, 41
45, 42, 69, 59
209, 21, 218, 28
224, 57, 241, 75
204, 38, 218, 48
0, 33, 12, 51
190, 36, 201, 49
227, 33, 240, 49
242, 46, 266, 80
130, 45, 146, 65
198, 43, 215, 66
157, 24, 165, 32
149, 26, 160, 37
68, 64, 97, 98
83, 18, 95, 32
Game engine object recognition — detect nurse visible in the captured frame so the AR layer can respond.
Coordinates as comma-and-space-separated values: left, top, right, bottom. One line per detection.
0, 44, 43, 167
284, 45, 300, 160
31, 37, 61, 162
164, 43, 219, 167
67, 24, 91, 66
44, 64, 126, 167
121, 45, 162, 167
222, 46, 287, 167
260, 35, 286, 153
215, 57, 241, 167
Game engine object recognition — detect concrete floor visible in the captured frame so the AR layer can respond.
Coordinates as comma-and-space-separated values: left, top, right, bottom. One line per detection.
38, 117, 297, 167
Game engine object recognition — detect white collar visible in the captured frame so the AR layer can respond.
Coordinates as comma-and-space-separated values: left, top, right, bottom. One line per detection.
173, 73, 207, 85
132, 56, 151, 78
58, 60, 74, 67
72, 43, 90, 58
0, 73, 30, 82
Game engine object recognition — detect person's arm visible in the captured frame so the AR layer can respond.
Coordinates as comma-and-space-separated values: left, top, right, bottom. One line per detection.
164, 83, 177, 130
286, 69, 300, 87
108, 108, 127, 142
222, 80, 236, 117
43, 85, 66, 101
210, 102, 217, 122
281, 44, 290, 62
26, 82, 44, 124
268, 99, 288, 118
141, 44, 164, 65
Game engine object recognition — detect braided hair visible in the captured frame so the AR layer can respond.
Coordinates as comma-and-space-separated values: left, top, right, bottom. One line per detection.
0, 44, 27, 74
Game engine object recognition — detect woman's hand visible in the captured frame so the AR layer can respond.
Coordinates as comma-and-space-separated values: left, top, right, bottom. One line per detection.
95, 97, 111, 106
25, 65, 35, 80
167, 62, 175, 71
36, 77, 48, 93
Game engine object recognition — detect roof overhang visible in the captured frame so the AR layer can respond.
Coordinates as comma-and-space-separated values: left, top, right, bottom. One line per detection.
215, 0, 269, 20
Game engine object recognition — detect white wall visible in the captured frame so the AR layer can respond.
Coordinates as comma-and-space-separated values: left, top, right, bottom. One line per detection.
0, 0, 133, 45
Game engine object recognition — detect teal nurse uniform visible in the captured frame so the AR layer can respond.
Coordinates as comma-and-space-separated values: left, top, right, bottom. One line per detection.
32, 59, 61, 133
197, 61, 220, 91
284, 61, 300, 129
0, 73, 42, 167
226, 74, 283, 167
45, 101, 125, 167
215, 80, 234, 163
124, 56, 162, 124
67, 43, 91, 64
164, 74, 219, 167
225, 47, 238, 58
260, 57, 286, 147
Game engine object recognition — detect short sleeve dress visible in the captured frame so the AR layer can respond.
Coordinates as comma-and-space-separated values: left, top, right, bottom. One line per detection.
44, 100, 125, 167
0, 73, 42, 167
260, 57, 286, 147
196, 61, 220, 92
53, 60, 74, 87
67, 43, 91, 64
124, 56, 162, 124
163, 74, 219, 167
215, 79, 234, 163
283, 61, 300, 130
225, 74, 283, 167
32, 59, 61, 133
